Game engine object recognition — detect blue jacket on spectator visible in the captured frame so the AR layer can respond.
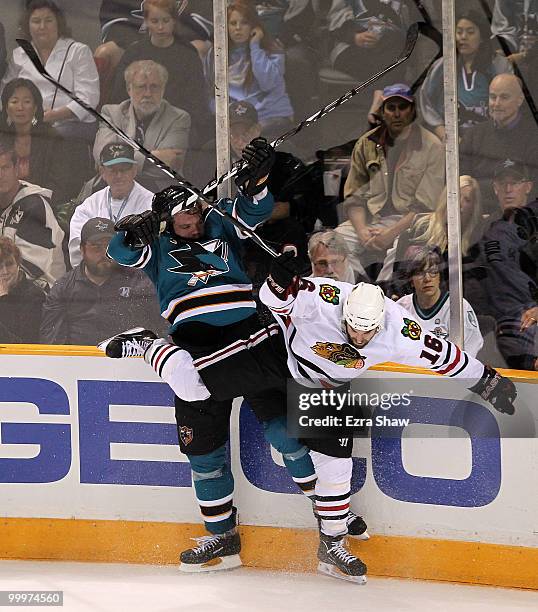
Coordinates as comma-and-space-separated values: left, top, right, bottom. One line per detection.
205, 41, 293, 123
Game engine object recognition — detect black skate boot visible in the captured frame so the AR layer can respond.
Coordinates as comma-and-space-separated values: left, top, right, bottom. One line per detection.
347, 511, 369, 540
312, 501, 369, 540
317, 533, 367, 584
179, 528, 242, 573
97, 327, 157, 358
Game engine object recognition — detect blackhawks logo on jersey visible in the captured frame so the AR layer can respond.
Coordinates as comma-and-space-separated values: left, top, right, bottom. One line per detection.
319, 284, 340, 305
311, 341, 366, 369
401, 317, 422, 340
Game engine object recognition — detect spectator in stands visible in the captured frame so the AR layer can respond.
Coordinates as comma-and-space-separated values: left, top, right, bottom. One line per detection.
396, 246, 484, 357
492, 0, 538, 54
94, 0, 211, 104
108, 0, 210, 144
1, 1, 100, 143
69, 143, 153, 267
307, 229, 356, 283
419, 9, 511, 141
0, 77, 80, 207
386, 175, 487, 313
335, 83, 445, 281
460, 73, 538, 211
94, 60, 190, 192
0, 21, 6, 82
327, 0, 412, 85
203, 1, 294, 141
0, 236, 45, 343
41, 217, 164, 345
482, 160, 537, 370
227, 100, 308, 270
0, 134, 65, 287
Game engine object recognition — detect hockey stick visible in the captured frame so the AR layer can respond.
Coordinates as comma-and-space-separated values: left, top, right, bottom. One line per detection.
203, 22, 420, 195
15, 39, 282, 258
16, 24, 418, 255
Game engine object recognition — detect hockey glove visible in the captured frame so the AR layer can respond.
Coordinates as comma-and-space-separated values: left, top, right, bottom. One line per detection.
115, 210, 160, 248
468, 365, 517, 415
267, 250, 302, 299
152, 185, 199, 219
235, 137, 276, 197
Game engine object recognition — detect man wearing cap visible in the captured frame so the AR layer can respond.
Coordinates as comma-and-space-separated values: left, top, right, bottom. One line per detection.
41, 217, 163, 345
482, 159, 538, 370
335, 83, 445, 281
69, 143, 154, 267
94, 60, 191, 192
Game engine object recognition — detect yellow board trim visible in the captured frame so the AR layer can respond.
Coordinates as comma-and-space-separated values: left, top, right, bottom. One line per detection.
1, 518, 537, 590
1, 344, 538, 381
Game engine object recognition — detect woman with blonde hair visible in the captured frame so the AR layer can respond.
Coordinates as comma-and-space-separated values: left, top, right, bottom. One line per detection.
387, 176, 488, 312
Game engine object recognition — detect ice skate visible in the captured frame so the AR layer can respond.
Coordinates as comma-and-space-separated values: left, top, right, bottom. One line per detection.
347, 511, 369, 540
179, 529, 242, 573
317, 533, 367, 584
97, 327, 157, 358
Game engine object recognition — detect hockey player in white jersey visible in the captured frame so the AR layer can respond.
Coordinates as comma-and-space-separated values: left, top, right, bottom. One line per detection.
258, 251, 517, 584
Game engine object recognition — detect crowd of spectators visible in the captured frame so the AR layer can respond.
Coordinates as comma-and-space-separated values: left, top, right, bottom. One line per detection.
0, 0, 536, 372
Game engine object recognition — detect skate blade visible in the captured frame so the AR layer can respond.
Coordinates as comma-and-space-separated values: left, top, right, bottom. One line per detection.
179, 554, 242, 573
349, 529, 370, 541
96, 327, 146, 353
317, 562, 367, 585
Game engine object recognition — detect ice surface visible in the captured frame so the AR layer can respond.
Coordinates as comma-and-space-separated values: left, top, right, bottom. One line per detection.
0, 560, 537, 612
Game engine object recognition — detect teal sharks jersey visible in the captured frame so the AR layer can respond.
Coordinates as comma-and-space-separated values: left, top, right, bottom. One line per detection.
107, 190, 274, 332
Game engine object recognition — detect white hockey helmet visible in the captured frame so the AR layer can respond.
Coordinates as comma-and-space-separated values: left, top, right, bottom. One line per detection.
343, 283, 385, 332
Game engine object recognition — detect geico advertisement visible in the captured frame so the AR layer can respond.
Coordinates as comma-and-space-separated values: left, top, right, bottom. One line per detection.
0, 356, 536, 545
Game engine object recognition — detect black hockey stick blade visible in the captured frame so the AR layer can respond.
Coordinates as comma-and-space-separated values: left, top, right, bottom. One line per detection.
203, 22, 420, 196
15, 38, 280, 258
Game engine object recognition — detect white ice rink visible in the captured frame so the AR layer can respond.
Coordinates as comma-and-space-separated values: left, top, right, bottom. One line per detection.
1, 561, 537, 612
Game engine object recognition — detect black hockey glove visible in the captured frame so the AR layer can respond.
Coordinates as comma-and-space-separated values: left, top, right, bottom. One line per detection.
468, 365, 517, 415
235, 137, 276, 197
267, 250, 302, 299
152, 185, 199, 219
115, 210, 160, 248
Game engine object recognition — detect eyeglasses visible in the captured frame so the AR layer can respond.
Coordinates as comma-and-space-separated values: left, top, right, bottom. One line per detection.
414, 267, 439, 279
313, 257, 346, 270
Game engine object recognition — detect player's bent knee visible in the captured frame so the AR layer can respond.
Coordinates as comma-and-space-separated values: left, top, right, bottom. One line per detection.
187, 444, 228, 479
262, 416, 308, 458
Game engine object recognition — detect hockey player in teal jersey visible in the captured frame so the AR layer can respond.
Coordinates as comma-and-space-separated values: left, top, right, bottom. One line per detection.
102, 138, 322, 572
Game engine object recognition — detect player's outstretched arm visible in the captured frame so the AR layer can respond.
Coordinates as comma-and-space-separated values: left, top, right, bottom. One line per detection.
396, 315, 517, 415
107, 211, 160, 270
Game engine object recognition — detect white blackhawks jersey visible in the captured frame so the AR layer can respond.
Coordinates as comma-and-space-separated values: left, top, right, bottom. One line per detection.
397, 292, 484, 357
259, 277, 485, 388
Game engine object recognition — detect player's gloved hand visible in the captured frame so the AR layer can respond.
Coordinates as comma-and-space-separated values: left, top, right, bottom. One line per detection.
152, 185, 199, 219
115, 210, 160, 248
267, 250, 302, 299
235, 137, 276, 197
468, 365, 517, 415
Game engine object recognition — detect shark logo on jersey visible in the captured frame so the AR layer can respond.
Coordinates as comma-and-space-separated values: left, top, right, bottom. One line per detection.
168, 239, 230, 286
401, 317, 422, 340
311, 341, 366, 369
319, 284, 340, 305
